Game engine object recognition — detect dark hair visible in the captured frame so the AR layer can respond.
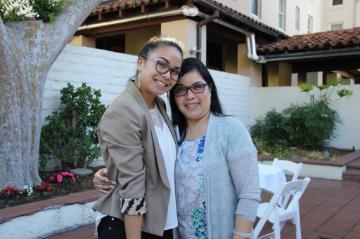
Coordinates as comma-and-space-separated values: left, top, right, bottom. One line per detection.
138, 35, 184, 59
169, 58, 225, 144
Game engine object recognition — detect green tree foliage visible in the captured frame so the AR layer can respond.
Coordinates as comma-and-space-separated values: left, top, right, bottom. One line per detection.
0, 0, 64, 22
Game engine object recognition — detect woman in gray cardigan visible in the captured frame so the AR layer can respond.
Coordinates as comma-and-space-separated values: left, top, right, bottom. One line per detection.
94, 58, 260, 239
169, 58, 260, 239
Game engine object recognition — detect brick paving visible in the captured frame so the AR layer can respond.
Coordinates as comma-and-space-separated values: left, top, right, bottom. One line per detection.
49, 178, 360, 239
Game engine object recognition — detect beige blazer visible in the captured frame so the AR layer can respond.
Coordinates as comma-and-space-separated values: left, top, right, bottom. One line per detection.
93, 80, 177, 236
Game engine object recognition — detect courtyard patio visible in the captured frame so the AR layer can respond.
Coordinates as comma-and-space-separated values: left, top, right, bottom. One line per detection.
48, 177, 360, 239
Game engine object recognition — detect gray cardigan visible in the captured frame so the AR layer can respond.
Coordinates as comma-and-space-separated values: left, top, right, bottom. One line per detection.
201, 114, 260, 238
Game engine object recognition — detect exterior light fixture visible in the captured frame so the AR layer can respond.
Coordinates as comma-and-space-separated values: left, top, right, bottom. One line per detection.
182, 5, 199, 17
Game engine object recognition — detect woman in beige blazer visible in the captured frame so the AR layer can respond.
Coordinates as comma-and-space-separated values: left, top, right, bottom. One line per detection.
93, 36, 183, 239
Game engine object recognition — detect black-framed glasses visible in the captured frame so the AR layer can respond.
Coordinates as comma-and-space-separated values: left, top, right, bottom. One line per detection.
173, 82, 210, 96
142, 56, 181, 81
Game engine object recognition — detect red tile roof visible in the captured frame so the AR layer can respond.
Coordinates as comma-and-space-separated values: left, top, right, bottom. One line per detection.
92, 0, 163, 15
257, 27, 360, 55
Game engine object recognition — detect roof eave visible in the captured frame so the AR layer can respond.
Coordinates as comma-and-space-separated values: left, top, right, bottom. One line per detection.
259, 46, 360, 62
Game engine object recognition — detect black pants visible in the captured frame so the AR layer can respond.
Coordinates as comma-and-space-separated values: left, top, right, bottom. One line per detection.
97, 216, 173, 239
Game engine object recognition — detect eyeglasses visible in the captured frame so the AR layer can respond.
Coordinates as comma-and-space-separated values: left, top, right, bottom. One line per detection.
142, 56, 181, 81
173, 82, 210, 96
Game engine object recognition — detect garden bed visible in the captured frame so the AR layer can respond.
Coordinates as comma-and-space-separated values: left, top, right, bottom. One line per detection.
0, 167, 100, 209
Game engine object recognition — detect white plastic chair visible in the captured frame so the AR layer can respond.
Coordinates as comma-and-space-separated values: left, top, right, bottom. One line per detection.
272, 158, 303, 207
252, 177, 311, 239
272, 158, 303, 182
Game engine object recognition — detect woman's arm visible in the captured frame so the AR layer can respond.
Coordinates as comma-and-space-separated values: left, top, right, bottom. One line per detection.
124, 215, 143, 239
224, 118, 261, 238
98, 102, 146, 239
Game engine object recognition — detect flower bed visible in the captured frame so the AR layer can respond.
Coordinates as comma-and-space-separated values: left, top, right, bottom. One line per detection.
0, 169, 97, 209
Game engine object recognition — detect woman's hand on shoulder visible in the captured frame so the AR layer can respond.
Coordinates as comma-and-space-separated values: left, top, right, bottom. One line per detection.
93, 168, 115, 194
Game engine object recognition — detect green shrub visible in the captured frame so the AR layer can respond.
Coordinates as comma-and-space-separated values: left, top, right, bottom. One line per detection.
40, 83, 106, 169
283, 102, 339, 149
252, 77, 352, 154
250, 110, 289, 148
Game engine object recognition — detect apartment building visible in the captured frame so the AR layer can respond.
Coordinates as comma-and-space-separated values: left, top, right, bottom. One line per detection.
214, 0, 322, 36
216, 0, 359, 85
322, 0, 360, 30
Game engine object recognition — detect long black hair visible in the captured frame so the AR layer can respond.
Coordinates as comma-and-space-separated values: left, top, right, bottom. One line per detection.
169, 58, 225, 144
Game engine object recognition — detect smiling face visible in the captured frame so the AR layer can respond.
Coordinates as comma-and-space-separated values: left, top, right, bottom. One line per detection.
174, 70, 212, 123
137, 45, 182, 106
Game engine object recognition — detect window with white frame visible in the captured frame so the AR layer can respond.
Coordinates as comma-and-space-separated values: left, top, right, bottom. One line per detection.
278, 0, 286, 29
252, 0, 261, 17
331, 23, 343, 30
307, 15, 313, 33
295, 6, 300, 31
332, 0, 343, 6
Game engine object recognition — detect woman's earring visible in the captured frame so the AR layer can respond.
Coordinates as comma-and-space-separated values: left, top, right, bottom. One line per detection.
135, 78, 142, 89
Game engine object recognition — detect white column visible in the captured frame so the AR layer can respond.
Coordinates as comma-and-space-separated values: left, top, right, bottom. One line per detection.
291, 73, 298, 86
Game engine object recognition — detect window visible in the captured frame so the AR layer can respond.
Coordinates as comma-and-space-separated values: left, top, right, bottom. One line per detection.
331, 23, 343, 30
207, 41, 223, 71
295, 6, 300, 31
96, 34, 125, 53
278, 0, 286, 29
252, 0, 261, 17
307, 15, 313, 33
332, 0, 343, 6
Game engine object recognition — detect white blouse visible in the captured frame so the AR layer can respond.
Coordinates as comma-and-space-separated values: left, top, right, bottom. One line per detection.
149, 106, 178, 230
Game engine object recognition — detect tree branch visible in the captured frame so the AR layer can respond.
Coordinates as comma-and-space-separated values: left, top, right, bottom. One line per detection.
45, 0, 103, 66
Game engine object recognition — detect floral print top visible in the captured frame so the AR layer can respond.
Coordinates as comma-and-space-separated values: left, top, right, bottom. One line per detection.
175, 136, 208, 239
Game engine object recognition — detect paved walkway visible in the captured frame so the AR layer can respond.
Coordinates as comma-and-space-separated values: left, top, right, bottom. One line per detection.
49, 178, 360, 239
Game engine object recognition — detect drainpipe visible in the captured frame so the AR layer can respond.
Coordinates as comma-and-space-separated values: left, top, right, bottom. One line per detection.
248, 33, 266, 63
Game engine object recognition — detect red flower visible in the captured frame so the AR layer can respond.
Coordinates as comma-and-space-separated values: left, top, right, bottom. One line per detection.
60, 171, 74, 177
38, 182, 52, 192
49, 176, 55, 181
57, 174, 63, 183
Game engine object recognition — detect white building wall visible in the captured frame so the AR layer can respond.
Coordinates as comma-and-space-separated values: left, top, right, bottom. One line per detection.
321, 0, 360, 30
45, 44, 252, 126
215, 0, 321, 35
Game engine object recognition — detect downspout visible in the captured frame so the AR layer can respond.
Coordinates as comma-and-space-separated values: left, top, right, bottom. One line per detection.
247, 32, 266, 63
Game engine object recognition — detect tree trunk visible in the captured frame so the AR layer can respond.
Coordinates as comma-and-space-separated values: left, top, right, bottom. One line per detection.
0, 0, 103, 189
